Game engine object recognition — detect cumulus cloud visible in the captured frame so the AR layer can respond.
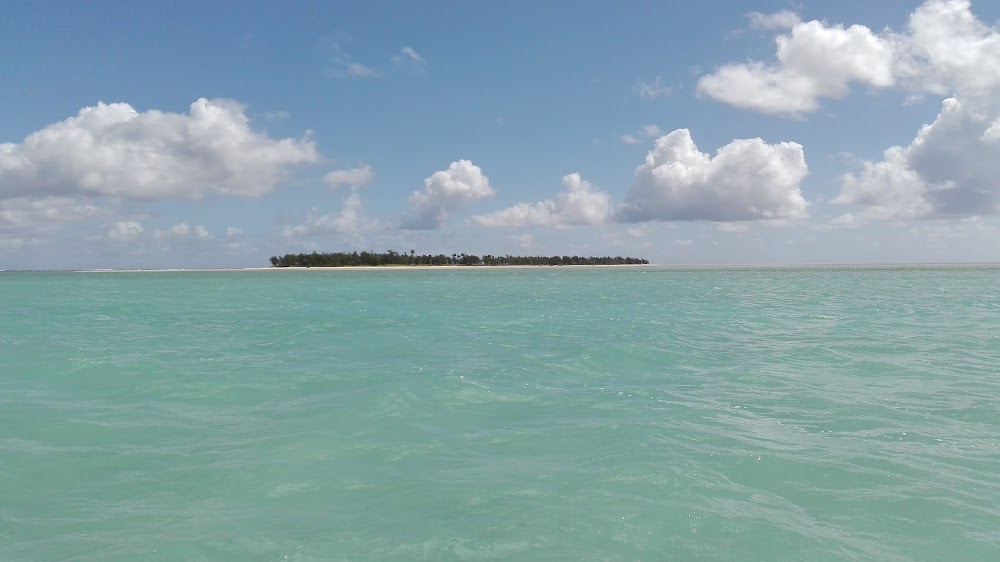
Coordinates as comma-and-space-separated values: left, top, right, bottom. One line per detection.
619, 129, 809, 222
104, 221, 144, 242
475, 130, 809, 227
834, 96, 1000, 222
401, 160, 494, 229
698, 19, 895, 116
282, 191, 379, 243
473, 173, 613, 227
0, 98, 318, 200
748, 10, 802, 31
700, 1, 1000, 116
287, 162, 381, 241
324, 164, 374, 190
765, 1, 1000, 222
697, 1, 1000, 224
640, 124, 664, 138
896, 0, 1000, 97
153, 222, 211, 240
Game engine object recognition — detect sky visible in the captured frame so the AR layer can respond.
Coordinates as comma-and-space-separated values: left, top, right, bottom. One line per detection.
3, 0, 1000, 269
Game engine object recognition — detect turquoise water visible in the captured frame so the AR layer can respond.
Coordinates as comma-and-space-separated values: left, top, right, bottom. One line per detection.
2, 266, 999, 560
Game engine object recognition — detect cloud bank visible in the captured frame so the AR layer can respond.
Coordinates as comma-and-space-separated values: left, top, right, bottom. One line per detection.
699, 1, 1000, 117
474, 173, 613, 227
835, 96, 1000, 223
830, 1, 1000, 222
475, 129, 809, 227
0, 98, 318, 200
697, 1, 1000, 224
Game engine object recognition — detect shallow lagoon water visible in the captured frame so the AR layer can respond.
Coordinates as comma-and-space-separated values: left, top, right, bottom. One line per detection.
2, 265, 999, 560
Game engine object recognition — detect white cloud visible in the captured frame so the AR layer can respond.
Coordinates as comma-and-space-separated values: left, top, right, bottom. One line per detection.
833, 147, 931, 223
478, 130, 809, 227
282, 191, 379, 243
896, 0, 1000, 97
619, 129, 809, 222
393, 46, 428, 71
325, 38, 381, 79
153, 222, 211, 240
748, 10, 802, 31
827, 1, 1000, 223
640, 124, 663, 138
473, 173, 613, 227
620, 124, 662, 145
0, 196, 100, 245
345, 62, 380, 78
401, 160, 495, 229
104, 221, 144, 242
225, 227, 243, 238
306, 193, 371, 235
324, 164, 374, 190
626, 225, 648, 238
636, 76, 672, 99
698, 19, 895, 116
704, 2, 1000, 223
261, 110, 290, 121
701, 1, 1000, 116
333, 44, 427, 78
834, 96, 1000, 222
0, 98, 318, 200
400, 47, 425, 64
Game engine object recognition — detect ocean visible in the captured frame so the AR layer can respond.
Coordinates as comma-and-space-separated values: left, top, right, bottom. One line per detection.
2, 265, 998, 560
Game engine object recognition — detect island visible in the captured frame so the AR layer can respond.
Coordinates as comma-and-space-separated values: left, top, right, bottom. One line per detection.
268, 251, 648, 268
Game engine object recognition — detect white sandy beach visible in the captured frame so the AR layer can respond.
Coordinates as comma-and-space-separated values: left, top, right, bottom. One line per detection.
76, 264, 651, 273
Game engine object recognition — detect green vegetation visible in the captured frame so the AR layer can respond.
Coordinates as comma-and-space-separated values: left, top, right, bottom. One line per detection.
268, 251, 648, 268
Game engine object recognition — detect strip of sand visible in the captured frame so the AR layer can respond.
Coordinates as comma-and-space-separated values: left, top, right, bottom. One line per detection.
75, 264, 650, 272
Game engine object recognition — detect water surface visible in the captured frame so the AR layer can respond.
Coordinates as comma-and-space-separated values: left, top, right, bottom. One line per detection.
2, 266, 998, 560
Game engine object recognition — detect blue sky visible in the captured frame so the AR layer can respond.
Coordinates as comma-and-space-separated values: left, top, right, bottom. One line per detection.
3, 0, 1000, 268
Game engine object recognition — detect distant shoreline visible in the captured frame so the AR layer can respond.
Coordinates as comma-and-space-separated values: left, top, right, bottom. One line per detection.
71, 264, 650, 273
50, 262, 1000, 273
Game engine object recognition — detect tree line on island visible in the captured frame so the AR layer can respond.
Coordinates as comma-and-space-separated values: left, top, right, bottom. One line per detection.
268, 251, 649, 268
